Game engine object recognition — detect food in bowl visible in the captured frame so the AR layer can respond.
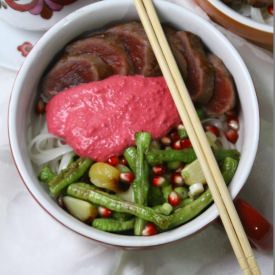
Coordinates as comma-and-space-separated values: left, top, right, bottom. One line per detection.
220, 0, 273, 25
29, 21, 241, 236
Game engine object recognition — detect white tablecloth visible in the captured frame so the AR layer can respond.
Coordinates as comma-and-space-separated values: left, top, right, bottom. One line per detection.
0, 1, 273, 274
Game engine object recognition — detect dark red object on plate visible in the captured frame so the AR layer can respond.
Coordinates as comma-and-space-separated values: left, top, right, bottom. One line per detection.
235, 198, 273, 252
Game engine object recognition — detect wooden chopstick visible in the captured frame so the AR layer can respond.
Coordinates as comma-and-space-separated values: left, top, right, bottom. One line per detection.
134, 0, 260, 274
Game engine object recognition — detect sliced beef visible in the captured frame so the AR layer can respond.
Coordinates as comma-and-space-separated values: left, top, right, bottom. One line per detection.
66, 33, 133, 75
204, 54, 236, 116
42, 54, 112, 101
246, 0, 273, 8
107, 22, 161, 76
176, 31, 214, 104
165, 27, 188, 80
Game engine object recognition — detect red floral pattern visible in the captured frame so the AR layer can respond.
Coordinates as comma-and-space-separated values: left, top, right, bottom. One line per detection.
4, 0, 77, 19
17, 42, 33, 57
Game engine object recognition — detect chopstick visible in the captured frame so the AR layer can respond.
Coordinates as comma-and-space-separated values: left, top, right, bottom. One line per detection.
134, 1, 260, 274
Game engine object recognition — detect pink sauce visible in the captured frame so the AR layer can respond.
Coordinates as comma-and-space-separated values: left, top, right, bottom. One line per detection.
46, 75, 181, 161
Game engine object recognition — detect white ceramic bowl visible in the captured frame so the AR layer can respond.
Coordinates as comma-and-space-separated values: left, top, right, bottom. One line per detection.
8, 0, 259, 248
196, 0, 273, 50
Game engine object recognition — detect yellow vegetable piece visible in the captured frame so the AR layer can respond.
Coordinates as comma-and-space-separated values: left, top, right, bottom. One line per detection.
181, 159, 206, 185
89, 162, 121, 192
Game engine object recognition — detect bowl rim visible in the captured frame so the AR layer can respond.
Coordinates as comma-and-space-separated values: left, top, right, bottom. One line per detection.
208, 0, 273, 33
8, 0, 260, 247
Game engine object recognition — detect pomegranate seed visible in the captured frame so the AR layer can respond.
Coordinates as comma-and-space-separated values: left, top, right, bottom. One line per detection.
120, 172, 135, 184
152, 176, 166, 187
180, 138, 192, 149
142, 223, 158, 236
170, 131, 180, 142
226, 111, 239, 123
168, 191, 181, 207
152, 165, 166, 175
205, 125, 220, 137
35, 100, 45, 114
225, 129, 239, 144
171, 172, 184, 186
268, 4, 273, 15
228, 119, 239, 131
98, 207, 112, 218
107, 156, 119, 166
120, 158, 128, 165
172, 140, 182, 150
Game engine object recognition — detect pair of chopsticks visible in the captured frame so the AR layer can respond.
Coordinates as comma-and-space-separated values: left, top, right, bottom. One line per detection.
134, 0, 260, 274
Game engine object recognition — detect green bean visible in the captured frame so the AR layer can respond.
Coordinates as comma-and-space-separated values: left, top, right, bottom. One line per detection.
177, 127, 188, 139
167, 161, 182, 170
214, 149, 240, 162
49, 158, 93, 197
162, 184, 172, 202
153, 203, 173, 216
174, 187, 188, 199
148, 186, 165, 206
92, 218, 135, 232
146, 148, 240, 166
221, 157, 239, 184
112, 212, 133, 221
38, 166, 56, 184
123, 147, 137, 173
133, 132, 151, 235
67, 183, 170, 230
146, 148, 196, 165
168, 189, 213, 229
167, 157, 239, 228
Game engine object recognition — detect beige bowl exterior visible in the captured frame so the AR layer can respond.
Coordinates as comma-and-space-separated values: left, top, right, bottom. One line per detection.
196, 0, 273, 51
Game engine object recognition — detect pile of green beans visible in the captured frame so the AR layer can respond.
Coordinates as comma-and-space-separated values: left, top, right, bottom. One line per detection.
39, 131, 239, 235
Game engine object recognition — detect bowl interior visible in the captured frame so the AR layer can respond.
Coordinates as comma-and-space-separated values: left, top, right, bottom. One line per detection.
8, 0, 259, 247
209, 0, 273, 33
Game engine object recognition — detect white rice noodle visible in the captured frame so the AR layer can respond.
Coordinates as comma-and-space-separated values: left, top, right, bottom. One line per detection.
250, 7, 266, 24
58, 152, 75, 173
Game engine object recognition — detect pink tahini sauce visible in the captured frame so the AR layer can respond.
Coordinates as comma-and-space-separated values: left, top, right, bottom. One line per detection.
46, 75, 181, 161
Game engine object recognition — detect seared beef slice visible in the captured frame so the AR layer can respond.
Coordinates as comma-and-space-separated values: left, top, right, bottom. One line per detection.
176, 32, 214, 104
205, 54, 236, 116
165, 27, 188, 80
42, 55, 112, 101
66, 33, 133, 75
107, 22, 161, 76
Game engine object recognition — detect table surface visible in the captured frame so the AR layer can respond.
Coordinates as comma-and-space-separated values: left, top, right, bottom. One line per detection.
0, 1, 273, 274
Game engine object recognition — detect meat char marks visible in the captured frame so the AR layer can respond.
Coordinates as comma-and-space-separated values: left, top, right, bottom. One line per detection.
42, 55, 112, 101
204, 54, 236, 116
176, 32, 215, 104
107, 22, 161, 76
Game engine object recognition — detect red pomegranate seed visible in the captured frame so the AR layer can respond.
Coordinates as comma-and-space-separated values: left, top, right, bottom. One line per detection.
205, 125, 220, 137
120, 158, 128, 165
171, 172, 184, 186
172, 140, 181, 150
228, 119, 239, 131
180, 138, 192, 149
161, 136, 172, 146
170, 131, 180, 142
107, 156, 119, 166
98, 207, 112, 218
268, 4, 273, 15
142, 223, 158, 236
168, 191, 181, 207
120, 172, 135, 184
35, 100, 45, 114
152, 165, 166, 175
225, 129, 239, 144
152, 176, 166, 187
226, 111, 239, 123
